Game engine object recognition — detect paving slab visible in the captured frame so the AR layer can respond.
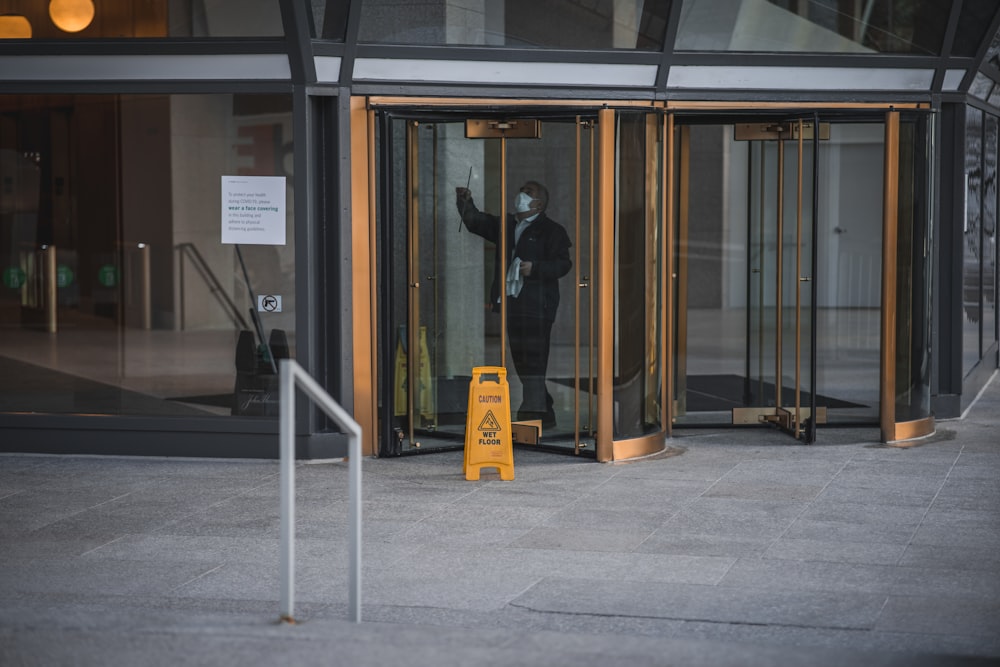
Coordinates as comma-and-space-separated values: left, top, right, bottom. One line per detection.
0, 375, 998, 665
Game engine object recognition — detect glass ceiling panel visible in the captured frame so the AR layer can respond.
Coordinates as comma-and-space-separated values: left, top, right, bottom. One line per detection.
312, 0, 348, 39
952, 0, 997, 58
675, 0, 949, 55
357, 0, 669, 50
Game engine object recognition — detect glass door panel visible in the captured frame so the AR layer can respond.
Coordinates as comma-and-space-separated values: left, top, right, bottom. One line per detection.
742, 120, 817, 439
387, 117, 501, 452
886, 111, 934, 439
674, 123, 746, 425
378, 111, 597, 455
500, 117, 597, 452
614, 111, 664, 441
752, 121, 813, 437
815, 122, 884, 424
673, 115, 888, 439
674, 118, 819, 441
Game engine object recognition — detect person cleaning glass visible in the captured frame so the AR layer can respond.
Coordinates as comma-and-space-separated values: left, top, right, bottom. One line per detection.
456, 180, 572, 429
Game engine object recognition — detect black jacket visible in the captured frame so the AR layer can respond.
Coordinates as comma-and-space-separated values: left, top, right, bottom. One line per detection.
458, 197, 572, 322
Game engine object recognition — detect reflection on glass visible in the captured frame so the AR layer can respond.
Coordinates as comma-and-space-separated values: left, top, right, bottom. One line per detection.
985, 116, 998, 350
894, 112, 933, 423
675, 0, 949, 54
0, 94, 295, 417
358, 0, 669, 49
964, 106, 984, 375
614, 112, 662, 439
960, 106, 1000, 373
0, 0, 284, 38
982, 27, 1000, 68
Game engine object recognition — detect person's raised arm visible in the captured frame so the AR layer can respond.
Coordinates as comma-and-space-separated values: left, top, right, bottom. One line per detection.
455, 187, 499, 242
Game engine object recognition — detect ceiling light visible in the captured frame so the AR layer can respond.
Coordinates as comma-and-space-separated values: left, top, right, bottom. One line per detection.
49, 0, 95, 33
0, 15, 32, 39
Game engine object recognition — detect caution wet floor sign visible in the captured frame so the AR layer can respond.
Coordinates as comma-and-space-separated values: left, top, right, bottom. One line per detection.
463, 366, 514, 481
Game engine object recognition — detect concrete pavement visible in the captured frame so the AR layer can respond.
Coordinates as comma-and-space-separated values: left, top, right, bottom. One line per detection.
1, 374, 999, 666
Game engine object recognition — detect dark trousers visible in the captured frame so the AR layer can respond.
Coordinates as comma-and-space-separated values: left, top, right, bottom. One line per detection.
507, 314, 555, 423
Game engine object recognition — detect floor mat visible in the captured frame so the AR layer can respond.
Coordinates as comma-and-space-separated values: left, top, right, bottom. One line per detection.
683, 374, 864, 412
549, 373, 864, 412
0, 355, 221, 416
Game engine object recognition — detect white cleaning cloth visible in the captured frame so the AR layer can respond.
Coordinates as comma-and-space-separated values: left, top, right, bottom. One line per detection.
506, 257, 524, 297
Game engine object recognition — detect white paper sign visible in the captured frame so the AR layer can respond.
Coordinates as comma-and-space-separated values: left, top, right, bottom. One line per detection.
221, 175, 286, 245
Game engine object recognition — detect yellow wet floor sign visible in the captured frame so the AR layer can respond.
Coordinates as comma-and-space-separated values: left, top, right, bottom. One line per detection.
463, 366, 514, 481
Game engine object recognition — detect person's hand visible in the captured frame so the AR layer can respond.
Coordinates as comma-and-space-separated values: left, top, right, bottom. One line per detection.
456, 187, 471, 201
519, 261, 533, 276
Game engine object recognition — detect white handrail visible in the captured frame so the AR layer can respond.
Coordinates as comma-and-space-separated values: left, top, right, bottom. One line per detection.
279, 359, 362, 624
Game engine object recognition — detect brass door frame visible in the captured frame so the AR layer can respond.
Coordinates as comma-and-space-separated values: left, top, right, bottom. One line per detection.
595, 108, 615, 461
663, 113, 675, 438
366, 104, 607, 456
668, 107, 934, 443
351, 98, 377, 457
604, 110, 674, 461
880, 110, 935, 443
352, 99, 933, 459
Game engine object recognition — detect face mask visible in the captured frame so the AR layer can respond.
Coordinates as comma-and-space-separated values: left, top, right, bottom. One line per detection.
514, 191, 535, 214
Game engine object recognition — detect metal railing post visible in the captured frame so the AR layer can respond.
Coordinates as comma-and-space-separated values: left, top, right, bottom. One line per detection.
279, 360, 297, 622
278, 359, 362, 624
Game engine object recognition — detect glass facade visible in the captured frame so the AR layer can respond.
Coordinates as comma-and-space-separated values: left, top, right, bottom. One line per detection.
970, 73, 995, 102
675, 0, 949, 54
963, 106, 999, 379
357, 0, 670, 49
0, 0, 997, 456
964, 106, 983, 375
311, 0, 348, 40
986, 116, 999, 351
0, 93, 295, 418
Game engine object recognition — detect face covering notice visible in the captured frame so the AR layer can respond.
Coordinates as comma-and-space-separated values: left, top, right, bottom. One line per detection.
222, 175, 287, 245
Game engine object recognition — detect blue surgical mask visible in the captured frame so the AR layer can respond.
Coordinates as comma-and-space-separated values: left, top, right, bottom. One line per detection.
514, 191, 534, 214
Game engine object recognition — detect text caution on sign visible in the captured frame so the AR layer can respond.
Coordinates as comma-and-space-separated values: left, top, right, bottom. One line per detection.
463, 366, 514, 481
